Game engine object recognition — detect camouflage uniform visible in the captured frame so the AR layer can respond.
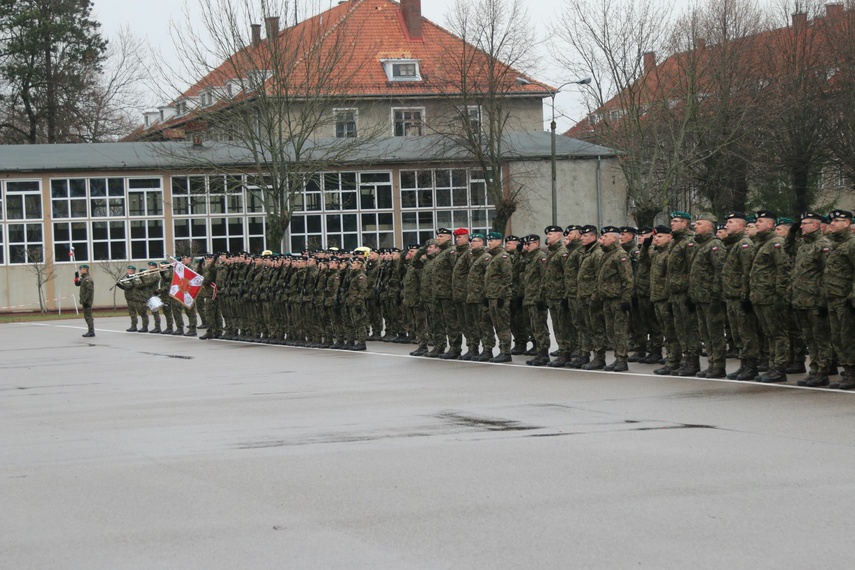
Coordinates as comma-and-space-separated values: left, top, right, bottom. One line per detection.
451, 242, 472, 357
648, 239, 681, 372
689, 232, 727, 375
823, 228, 855, 379
346, 264, 369, 347
634, 239, 662, 360
544, 239, 573, 364
596, 241, 633, 367
403, 252, 428, 354
509, 246, 529, 352
431, 240, 460, 354
722, 230, 760, 380
791, 228, 832, 379
575, 240, 605, 368
484, 244, 514, 358
667, 227, 701, 374
563, 239, 584, 360
749, 229, 792, 377
523, 245, 549, 363
465, 246, 491, 359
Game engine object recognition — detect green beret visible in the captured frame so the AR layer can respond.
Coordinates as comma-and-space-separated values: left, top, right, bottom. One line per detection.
147, 261, 158, 267
671, 211, 692, 220
696, 212, 717, 223
487, 232, 504, 240
78, 264, 89, 269
127, 265, 136, 270
746, 215, 757, 223
776, 217, 795, 226
470, 233, 486, 241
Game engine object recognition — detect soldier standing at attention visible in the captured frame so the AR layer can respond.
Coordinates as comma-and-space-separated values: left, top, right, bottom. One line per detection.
505, 235, 528, 355
689, 213, 727, 378
667, 211, 702, 377
465, 234, 492, 361
448, 228, 472, 359
346, 256, 369, 351
574, 226, 605, 370
648, 226, 681, 375
823, 210, 855, 390
403, 245, 429, 356
634, 227, 663, 363
561, 225, 585, 366
792, 212, 833, 387
484, 232, 514, 363
522, 234, 550, 366
544, 226, 572, 366
749, 210, 792, 383
76, 264, 95, 337
596, 226, 634, 372
427, 228, 455, 358
722, 213, 761, 381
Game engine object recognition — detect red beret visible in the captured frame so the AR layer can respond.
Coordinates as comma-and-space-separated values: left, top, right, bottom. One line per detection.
452, 228, 469, 236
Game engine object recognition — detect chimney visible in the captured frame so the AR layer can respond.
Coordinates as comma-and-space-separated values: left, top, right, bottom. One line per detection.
826, 3, 844, 19
265, 16, 280, 41
643, 51, 656, 74
401, 0, 423, 41
251, 24, 262, 46
792, 11, 807, 33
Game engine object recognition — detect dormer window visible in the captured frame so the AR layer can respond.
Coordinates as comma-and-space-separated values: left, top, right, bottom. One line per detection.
381, 59, 421, 82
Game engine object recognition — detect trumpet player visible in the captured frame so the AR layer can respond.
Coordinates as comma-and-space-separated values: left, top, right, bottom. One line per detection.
115, 265, 143, 332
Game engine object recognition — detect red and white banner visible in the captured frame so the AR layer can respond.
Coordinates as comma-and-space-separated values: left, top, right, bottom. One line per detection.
169, 262, 204, 308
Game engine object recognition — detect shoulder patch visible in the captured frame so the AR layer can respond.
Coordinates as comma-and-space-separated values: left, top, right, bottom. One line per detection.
822, 247, 830, 253
688, 243, 694, 247
712, 246, 719, 252
774, 243, 781, 249
619, 257, 628, 262
541, 257, 547, 262
502, 255, 509, 259
358, 275, 365, 280
742, 243, 750, 249
562, 253, 568, 258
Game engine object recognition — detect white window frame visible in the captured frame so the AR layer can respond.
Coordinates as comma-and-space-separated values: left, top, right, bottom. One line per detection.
381, 59, 422, 82
392, 107, 425, 137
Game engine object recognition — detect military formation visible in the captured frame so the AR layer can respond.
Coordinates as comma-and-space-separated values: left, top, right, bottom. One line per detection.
95, 208, 855, 391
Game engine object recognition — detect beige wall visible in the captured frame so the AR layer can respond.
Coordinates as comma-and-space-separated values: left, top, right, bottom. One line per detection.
507, 157, 628, 235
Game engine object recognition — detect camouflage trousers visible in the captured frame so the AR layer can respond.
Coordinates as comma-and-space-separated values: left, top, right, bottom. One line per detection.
548, 299, 574, 355
510, 297, 529, 346
126, 299, 140, 327
725, 299, 759, 360
579, 298, 606, 356
348, 302, 369, 344
462, 303, 482, 350
433, 299, 461, 350
487, 298, 512, 354
795, 308, 832, 373
82, 305, 94, 332
601, 298, 629, 360
526, 303, 550, 354
635, 296, 662, 352
654, 300, 681, 367
696, 299, 726, 370
206, 296, 222, 335
754, 303, 790, 369
828, 299, 855, 367
367, 297, 383, 336
670, 293, 701, 358
406, 305, 429, 349
151, 293, 174, 330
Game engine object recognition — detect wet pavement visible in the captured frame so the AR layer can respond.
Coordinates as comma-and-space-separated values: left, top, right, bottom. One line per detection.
3, 317, 855, 569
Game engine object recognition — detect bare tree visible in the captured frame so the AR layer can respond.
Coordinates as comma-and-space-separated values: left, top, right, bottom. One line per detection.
432, 0, 543, 233
148, 0, 386, 251
22, 246, 55, 313
552, 0, 694, 224
98, 259, 129, 309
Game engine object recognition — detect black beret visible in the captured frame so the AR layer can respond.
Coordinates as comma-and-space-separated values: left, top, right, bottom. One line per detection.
755, 210, 777, 220
407, 243, 420, 250
544, 225, 563, 234
638, 226, 653, 234
579, 225, 598, 235
800, 212, 823, 221
436, 228, 453, 235
725, 211, 747, 220
504, 234, 521, 242
525, 233, 540, 242
619, 226, 638, 234
600, 226, 621, 235
829, 209, 853, 220
653, 225, 671, 235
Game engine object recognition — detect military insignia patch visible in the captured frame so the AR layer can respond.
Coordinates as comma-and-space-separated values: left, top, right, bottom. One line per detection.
822, 247, 830, 253
619, 257, 627, 262
502, 255, 509, 258
774, 243, 781, 248
742, 244, 750, 248
688, 243, 694, 247
712, 247, 719, 252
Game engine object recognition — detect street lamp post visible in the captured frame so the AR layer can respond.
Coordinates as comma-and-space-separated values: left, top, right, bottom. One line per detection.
550, 78, 591, 226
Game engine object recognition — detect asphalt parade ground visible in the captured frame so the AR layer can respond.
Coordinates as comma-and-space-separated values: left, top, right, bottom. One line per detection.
3, 317, 855, 569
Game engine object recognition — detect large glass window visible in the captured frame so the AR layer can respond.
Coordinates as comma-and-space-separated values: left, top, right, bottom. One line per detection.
393, 108, 424, 137
130, 219, 165, 260
53, 221, 89, 262
4, 180, 43, 264
128, 178, 163, 217
400, 169, 495, 246
91, 221, 127, 260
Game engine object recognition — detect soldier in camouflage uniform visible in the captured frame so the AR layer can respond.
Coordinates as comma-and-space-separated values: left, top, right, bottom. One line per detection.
403, 245, 429, 356
506, 235, 528, 355
365, 249, 383, 340
792, 212, 833, 387
323, 256, 342, 347
116, 266, 142, 332
140, 261, 162, 333
483, 232, 514, 363
465, 234, 491, 361
776, 217, 807, 373
721, 213, 761, 381
633, 227, 663, 363
619, 226, 644, 359
199, 254, 222, 340
596, 226, 634, 372
522, 234, 550, 366
823, 210, 855, 390
428, 228, 458, 357
572, 226, 605, 369
449, 229, 472, 358
544, 226, 572, 366
411, 239, 440, 356
647, 226, 681, 375
562, 225, 584, 366
345, 256, 369, 350
689, 213, 727, 378
749, 210, 792, 383
667, 211, 702, 376
155, 260, 175, 334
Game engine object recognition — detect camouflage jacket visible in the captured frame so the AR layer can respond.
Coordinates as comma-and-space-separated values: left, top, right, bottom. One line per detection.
466, 248, 489, 303
431, 241, 455, 298
577, 242, 603, 300
823, 230, 855, 302
543, 241, 568, 300
649, 241, 672, 303
484, 245, 513, 299
523, 248, 547, 305
688, 232, 725, 302
563, 240, 583, 299
451, 244, 472, 302
666, 228, 695, 298
791, 230, 831, 309
748, 230, 791, 304
721, 231, 754, 301
346, 268, 368, 305
596, 242, 633, 302
401, 259, 421, 308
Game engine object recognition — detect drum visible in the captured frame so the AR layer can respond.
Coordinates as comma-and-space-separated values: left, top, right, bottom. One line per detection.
146, 295, 164, 313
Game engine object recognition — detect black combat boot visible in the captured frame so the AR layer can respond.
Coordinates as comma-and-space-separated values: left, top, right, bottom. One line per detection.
641, 349, 662, 364
547, 352, 568, 368
490, 352, 512, 363
511, 342, 527, 355
758, 367, 788, 383
82, 329, 95, 338
126, 325, 138, 332
727, 361, 748, 380
425, 345, 445, 358
527, 351, 550, 366
627, 351, 646, 363
611, 359, 629, 372
476, 350, 494, 362
440, 348, 462, 360
736, 359, 759, 381
805, 373, 830, 387
654, 364, 674, 375
582, 356, 606, 370
567, 353, 590, 369
675, 355, 701, 377
786, 361, 807, 374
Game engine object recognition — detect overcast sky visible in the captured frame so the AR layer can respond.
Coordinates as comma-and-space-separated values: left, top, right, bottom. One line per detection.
90, 0, 781, 132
